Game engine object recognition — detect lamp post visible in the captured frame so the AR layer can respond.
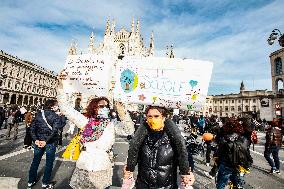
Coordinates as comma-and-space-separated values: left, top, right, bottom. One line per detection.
267, 29, 284, 47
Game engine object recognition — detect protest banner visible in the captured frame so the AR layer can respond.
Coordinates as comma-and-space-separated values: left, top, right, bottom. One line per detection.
113, 57, 213, 111
62, 54, 113, 97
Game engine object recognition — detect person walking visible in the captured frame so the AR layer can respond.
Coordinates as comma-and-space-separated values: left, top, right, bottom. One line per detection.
197, 115, 205, 135
6, 106, 21, 140
216, 117, 253, 189
0, 106, 5, 129
264, 121, 282, 174
123, 106, 195, 188
24, 108, 35, 149
27, 99, 66, 189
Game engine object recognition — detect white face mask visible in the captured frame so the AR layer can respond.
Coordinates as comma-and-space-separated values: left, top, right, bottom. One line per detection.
52, 105, 59, 111
98, 107, 110, 118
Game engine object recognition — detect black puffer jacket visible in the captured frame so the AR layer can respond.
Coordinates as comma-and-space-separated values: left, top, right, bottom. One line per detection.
217, 133, 252, 169
30, 109, 66, 144
137, 131, 178, 188
127, 119, 190, 189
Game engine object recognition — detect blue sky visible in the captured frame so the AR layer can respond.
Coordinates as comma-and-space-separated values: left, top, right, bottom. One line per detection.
0, 0, 284, 95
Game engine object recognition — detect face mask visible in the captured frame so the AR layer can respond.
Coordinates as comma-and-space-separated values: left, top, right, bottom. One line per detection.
98, 107, 110, 118
147, 118, 164, 131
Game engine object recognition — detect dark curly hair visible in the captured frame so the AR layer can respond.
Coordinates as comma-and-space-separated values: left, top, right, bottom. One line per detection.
145, 106, 168, 117
223, 117, 244, 135
85, 97, 110, 118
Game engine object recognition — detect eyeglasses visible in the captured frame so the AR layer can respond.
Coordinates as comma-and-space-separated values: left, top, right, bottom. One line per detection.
98, 105, 109, 108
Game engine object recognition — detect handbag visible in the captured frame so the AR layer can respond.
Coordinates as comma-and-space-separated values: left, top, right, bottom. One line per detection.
7, 116, 15, 124
62, 130, 82, 160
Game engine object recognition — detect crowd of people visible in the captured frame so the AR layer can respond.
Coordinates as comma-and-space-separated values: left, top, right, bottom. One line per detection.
0, 85, 283, 188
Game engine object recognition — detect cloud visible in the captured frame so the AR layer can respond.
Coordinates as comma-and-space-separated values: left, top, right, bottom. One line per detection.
0, 0, 283, 95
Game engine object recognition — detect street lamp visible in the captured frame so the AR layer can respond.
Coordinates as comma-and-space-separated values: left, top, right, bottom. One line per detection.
267, 29, 284, 47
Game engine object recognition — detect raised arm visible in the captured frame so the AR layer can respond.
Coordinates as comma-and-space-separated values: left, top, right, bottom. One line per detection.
114, 102, 135, 136
57, 72, 88, 129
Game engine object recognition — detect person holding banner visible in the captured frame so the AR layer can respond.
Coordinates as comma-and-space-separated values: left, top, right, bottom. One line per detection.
57, 75, 135, 189
122, 106, 195, 189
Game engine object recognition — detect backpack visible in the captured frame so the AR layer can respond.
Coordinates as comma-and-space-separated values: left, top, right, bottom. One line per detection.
251, 130, 258, 144
223, 133, 253, 169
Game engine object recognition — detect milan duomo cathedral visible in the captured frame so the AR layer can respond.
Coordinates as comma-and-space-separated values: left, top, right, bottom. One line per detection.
68, 18, 174, 58
0, 18, 175, 108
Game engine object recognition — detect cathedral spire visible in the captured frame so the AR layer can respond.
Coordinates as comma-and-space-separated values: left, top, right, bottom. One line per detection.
131, 17, 135, 33
88, 31, 95, 53
111, 19, 116, 35
169, 44, 174, 58
149, 31, 154, 56
105, 19, 110, 35
68, 41, 77, 55
136, 18, 140, 34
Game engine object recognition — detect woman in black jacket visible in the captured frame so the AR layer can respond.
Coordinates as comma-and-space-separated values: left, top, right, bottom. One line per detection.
124, 106, 194, 189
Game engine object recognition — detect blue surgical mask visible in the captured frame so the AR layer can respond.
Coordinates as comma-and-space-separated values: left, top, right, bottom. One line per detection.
97, 107, 110, 118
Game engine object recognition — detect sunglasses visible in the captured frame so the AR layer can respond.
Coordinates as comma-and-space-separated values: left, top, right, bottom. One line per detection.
98, 105, 109, 108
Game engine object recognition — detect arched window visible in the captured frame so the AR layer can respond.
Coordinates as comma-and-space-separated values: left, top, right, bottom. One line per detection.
119, 43, 125, 55
275, 57, 282, 75
253, 105, 257, 112
276, 78, 283, 92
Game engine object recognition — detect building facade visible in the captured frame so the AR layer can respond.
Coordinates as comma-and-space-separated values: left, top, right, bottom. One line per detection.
201, 82, 274, 120
68, 18, 157, 58
269, 48, 284, 118
0, 50, 58, 107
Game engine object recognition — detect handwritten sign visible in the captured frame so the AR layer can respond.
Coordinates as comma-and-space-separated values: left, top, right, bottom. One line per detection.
62, 54, 113, 97
113, 57, 213, 111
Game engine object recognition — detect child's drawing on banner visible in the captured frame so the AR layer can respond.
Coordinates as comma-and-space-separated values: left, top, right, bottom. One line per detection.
62, 54, 113, 97
113, 57, 213, 111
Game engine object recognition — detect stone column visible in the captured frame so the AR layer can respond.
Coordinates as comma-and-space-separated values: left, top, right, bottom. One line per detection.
15, 93, 19, 105
0, 93, 4, 104
8, 93, 12, 104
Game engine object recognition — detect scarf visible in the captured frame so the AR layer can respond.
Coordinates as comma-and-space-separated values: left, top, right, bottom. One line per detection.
80, 118, 110, 143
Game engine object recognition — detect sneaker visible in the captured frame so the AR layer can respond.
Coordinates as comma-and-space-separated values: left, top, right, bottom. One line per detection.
275, 170, 281, 175
206, 163, 210, 167
204, 171, 214, 179
269, 169, 276, 174
42, 183, 54, 189
27, 146, 32, 150
27, 181, 36, 188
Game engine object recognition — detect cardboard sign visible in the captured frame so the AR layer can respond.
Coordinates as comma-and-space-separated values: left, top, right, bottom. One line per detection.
113, 57, 213, 111
62, 54, 113, 97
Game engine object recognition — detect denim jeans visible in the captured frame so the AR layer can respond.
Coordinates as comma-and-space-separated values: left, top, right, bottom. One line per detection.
205, 141, 212, 163
264, 146, 280, 170
216, 163, 243, 189
28, 143, 56, 184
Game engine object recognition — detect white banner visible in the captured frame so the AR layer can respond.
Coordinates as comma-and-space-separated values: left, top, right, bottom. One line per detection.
113, 57, 213, 111
62, 54, 113, 97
